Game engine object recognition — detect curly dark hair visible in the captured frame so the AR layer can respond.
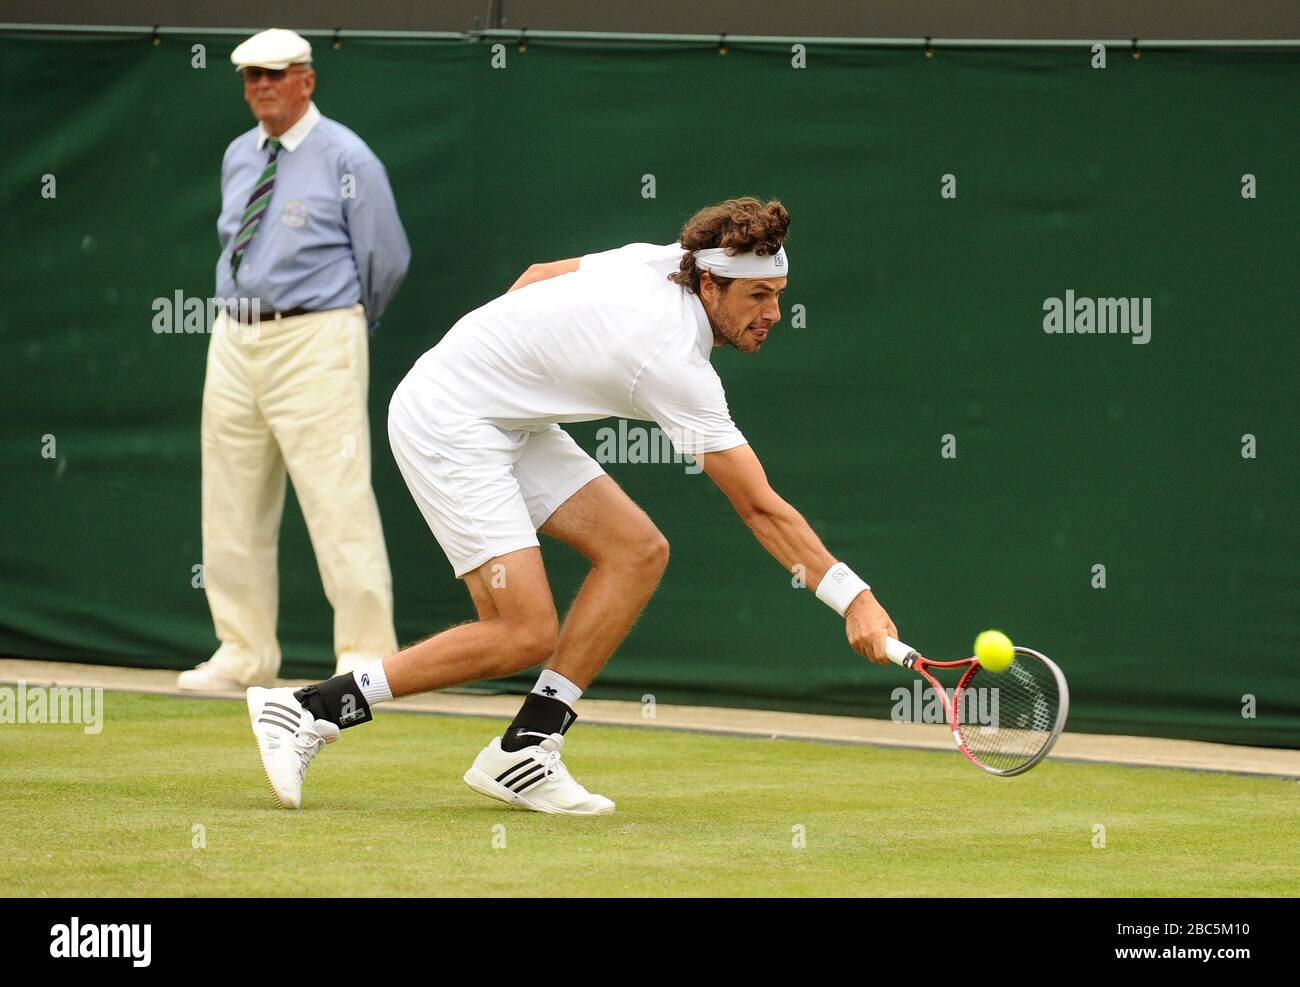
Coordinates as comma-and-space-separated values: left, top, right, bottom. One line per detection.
668, 197, 790, 295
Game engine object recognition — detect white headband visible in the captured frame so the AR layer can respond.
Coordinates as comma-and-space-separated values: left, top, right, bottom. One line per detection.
692, 245, 789, 279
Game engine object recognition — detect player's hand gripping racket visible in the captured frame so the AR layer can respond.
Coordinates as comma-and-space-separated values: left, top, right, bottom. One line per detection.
884, 636, 1069, 776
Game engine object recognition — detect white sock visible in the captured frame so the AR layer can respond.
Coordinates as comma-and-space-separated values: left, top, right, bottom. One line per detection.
532, 669, 582, 707
353, 660, 393, 706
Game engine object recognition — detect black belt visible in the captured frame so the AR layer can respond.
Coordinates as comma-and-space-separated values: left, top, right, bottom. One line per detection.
233, 306, 313, 324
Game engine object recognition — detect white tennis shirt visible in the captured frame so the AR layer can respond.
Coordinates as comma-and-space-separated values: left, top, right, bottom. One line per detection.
413, 241, 747, 455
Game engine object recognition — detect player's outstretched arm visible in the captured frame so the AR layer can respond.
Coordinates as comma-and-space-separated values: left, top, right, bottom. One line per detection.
507, 258, 580, 292
698, 444, 897, 665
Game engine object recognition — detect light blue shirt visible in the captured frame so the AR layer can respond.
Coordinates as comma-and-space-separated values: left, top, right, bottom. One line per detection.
215, 102, 410, 330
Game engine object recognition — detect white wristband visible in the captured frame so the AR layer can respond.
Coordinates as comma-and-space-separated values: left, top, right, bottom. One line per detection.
815, 562, 871, 617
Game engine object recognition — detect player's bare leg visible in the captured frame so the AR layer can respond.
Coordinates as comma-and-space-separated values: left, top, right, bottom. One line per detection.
387, 475, 667, 699
472, 475, 669, 752
536, 475, 669, 688
355, 476, 664, 698
461, 476, 667, 814
382, 548, 560, 695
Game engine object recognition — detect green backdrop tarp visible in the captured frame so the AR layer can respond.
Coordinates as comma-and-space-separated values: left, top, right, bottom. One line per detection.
2, 33, 1297, 747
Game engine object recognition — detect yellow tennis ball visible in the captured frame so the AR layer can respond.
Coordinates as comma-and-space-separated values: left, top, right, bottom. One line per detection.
974, 630, 1015, 672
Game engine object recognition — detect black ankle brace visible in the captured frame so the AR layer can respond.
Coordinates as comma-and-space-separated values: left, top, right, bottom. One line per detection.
501, 692, 577, 752
294, 673, 373, 730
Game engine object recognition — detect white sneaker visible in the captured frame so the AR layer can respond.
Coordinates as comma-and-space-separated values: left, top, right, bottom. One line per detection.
463, 733, 615, 816
246, 687, 340, 809
177, 660, 246, 692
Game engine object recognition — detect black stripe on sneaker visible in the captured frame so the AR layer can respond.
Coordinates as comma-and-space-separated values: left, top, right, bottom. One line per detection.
259, 709, 299, 730
496, 758, 535, 784
511, 768, 547, 793
500, 765, 540, 788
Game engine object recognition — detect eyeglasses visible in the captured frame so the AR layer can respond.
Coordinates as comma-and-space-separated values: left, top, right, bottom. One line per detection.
242, 66, 307, 83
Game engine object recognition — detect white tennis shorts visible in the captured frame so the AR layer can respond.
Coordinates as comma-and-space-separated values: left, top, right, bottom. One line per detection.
387, 358, 605, 579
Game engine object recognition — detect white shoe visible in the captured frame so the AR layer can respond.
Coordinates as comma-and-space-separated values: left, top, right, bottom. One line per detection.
178, 660, 246, 692
463, 733, 615, 816
246, 687, 340, 809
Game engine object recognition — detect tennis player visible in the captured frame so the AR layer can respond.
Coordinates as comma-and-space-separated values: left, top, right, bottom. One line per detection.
247, 197, 898, 813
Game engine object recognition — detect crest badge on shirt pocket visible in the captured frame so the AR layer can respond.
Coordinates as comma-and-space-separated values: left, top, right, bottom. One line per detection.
280, 200, 309, 229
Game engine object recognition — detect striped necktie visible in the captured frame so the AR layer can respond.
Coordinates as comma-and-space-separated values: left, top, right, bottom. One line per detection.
230, 137, 281, 282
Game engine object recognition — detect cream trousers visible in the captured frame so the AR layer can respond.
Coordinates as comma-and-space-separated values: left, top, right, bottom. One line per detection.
200, 304, 398, 683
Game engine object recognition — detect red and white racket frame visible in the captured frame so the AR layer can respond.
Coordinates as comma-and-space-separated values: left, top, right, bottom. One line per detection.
884, 636, 1070, 777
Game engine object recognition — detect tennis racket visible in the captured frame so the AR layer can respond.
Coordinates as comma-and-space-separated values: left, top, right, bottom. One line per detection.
885, 636, 1069, 776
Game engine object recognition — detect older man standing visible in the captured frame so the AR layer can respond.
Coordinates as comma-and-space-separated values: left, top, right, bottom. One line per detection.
180, 29, 409, 690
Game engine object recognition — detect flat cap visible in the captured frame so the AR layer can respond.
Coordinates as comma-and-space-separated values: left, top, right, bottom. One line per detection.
231, 28, 313, 71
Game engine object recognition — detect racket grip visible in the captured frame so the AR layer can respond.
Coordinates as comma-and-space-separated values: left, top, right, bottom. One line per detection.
885, 636, 918, 666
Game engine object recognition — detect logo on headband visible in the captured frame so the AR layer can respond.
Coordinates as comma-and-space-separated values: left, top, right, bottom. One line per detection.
774, 251, 785, 268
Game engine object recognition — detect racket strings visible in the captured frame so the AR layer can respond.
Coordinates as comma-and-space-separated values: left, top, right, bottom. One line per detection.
956, 656, 1062, 772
